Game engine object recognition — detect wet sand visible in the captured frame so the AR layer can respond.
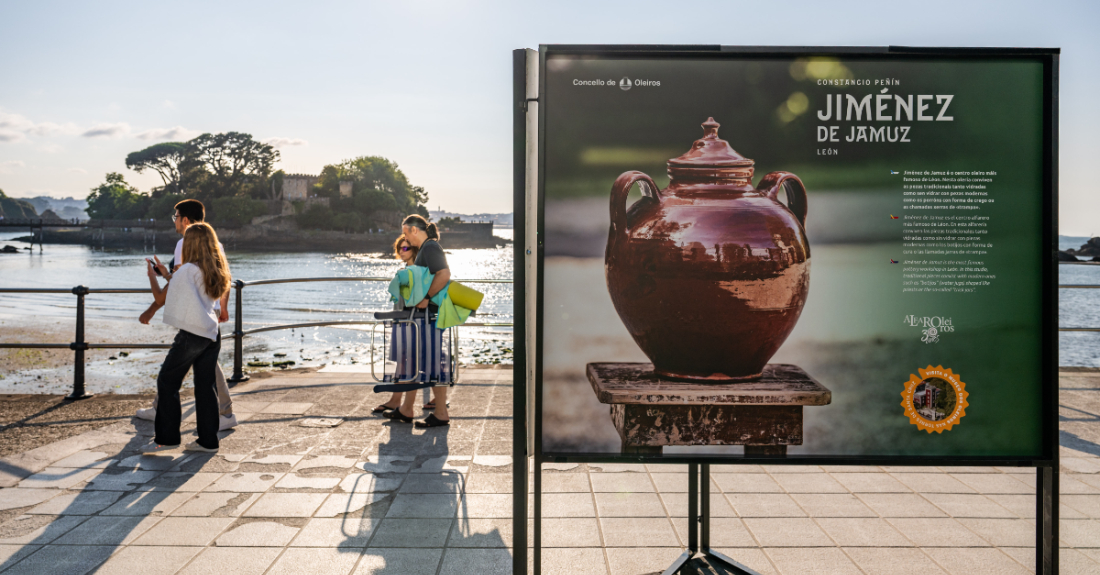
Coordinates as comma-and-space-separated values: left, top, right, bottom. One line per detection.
0, 314, 183, 396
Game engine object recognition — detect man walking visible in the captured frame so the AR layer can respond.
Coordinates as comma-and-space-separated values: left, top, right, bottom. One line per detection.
137, 199, 237, 431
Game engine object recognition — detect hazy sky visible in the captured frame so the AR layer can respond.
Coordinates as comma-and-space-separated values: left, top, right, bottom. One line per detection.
1, 0, 1097, 231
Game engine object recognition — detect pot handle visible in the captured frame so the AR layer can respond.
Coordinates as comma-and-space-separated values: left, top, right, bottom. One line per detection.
757, 171, 808, 228
610, 171, 661, 244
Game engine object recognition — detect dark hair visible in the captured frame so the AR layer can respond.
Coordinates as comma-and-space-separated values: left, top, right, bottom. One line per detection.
393, 234, 419, 261
402, 214, 439, 240
174, 199, 205, 223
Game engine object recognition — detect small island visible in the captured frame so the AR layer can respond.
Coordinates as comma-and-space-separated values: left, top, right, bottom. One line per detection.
0, 132, 508, 252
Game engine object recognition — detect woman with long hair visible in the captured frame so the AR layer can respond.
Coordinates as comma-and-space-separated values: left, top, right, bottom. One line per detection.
142, 223, 231, 453
383, 214, 452, 427
372, 234, 433, 414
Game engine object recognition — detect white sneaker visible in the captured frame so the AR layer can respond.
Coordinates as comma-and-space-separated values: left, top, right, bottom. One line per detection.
139, 443, 179, 455
135, 407, 156, 421
219, 414, 239, 431
184, 441, 218, 453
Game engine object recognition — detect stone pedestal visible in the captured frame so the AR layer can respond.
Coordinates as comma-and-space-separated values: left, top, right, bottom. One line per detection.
586, 363, 831, 455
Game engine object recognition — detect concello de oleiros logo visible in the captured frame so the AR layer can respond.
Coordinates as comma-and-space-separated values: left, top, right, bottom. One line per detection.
901, 365, 969, 433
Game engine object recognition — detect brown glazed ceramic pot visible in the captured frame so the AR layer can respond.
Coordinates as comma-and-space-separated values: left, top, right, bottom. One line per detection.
605, 117, 810, 382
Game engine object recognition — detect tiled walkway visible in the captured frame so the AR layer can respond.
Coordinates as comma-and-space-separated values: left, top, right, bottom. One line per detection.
0, 367, 1097, 574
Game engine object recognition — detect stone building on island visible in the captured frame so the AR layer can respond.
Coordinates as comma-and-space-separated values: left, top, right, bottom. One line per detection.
281, 174, 319, 201
281, 174, 354, 201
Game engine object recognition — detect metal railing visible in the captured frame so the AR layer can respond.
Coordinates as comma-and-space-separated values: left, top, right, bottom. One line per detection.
0, 277, 513, 400
3, 280, 1090, 399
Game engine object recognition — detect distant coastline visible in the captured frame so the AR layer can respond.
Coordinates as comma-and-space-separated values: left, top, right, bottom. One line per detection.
2, 200, 513, 252
6, 220, 508, 252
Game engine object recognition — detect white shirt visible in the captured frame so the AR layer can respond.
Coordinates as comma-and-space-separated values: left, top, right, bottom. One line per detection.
174, 238, 226, 312
174, 238, 184, 267
162, 263, 220, 341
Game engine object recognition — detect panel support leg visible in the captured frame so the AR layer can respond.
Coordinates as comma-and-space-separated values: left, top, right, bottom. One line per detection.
700, 462, 762, 575
533, 458, 541, 575
1037, 466, 1058, 575
688, 463, 698, 552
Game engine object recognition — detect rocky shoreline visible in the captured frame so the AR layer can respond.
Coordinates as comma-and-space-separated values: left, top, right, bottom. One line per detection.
1062, 237, 1100, 262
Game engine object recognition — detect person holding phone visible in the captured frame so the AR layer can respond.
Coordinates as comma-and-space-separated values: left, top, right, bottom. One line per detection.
137, 199, 237, 430
141, 223, 231, 453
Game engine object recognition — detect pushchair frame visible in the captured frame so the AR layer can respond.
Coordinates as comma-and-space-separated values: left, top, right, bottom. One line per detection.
370, 303, 460, 388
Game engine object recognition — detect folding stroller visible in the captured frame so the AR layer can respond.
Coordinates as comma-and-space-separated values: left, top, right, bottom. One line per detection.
370, 293, 462, 393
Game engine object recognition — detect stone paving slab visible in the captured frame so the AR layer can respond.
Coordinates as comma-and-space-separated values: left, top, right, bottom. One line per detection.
27, 489, 121, 515
51, 515, 161, 546
267, 547, 362, 575
216, 520, 302, 547
84, 469, 160, 491
179, 546, 282, 575
95, 545, 204, 575
51, 450, 114, 470
353, 547, 443, 575
1, 544, 117, 575
170, 492, 260, 517
0, 488, 65, 511
16, 467, 100, 490
291, 517, 378, 548
0, 366, 1096, 574
0, 428, 135, 488
0, 514, 86, 545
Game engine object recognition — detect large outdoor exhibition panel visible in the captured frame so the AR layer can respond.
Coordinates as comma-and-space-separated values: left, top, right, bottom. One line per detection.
534, 47, 1057, 463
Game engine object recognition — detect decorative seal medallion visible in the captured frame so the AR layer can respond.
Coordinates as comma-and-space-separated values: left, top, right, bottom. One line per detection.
901, 365, 969, 433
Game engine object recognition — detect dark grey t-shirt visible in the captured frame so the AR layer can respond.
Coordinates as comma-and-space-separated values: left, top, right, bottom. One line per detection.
415, 240, 448, 274
414, 240, 448, 310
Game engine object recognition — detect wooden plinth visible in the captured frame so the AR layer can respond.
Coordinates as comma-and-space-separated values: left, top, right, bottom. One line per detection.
587, 363, 831, 455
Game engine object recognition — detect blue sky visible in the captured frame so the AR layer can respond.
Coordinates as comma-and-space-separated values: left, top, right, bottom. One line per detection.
0, 0, 1097, 231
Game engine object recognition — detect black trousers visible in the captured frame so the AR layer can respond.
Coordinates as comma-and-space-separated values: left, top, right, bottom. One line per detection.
154, 330, 221, 448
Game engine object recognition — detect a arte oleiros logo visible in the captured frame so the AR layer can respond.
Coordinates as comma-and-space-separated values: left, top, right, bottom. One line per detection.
904, 315, 954, 344
619, 76, 632, 91
901, 365, 969, 433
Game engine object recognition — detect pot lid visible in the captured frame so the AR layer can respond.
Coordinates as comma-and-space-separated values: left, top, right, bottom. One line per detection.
668, 118, 754, 168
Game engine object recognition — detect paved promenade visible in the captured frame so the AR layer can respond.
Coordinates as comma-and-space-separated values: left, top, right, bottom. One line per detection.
0, 367, 1096, 574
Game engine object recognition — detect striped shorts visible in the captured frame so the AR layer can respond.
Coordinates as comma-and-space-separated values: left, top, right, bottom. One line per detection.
388, 316, 451, 384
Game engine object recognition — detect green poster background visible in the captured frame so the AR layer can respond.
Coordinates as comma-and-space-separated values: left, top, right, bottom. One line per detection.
540, 54, 1047, 457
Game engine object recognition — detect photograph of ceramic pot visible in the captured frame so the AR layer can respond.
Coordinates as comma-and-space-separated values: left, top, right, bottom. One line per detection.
605, 117, 810, 382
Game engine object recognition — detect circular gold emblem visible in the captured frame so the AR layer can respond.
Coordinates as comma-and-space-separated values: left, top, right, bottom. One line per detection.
901, 365, 969, 433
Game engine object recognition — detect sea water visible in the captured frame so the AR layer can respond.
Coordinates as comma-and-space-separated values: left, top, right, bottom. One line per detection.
2, 229, 1098, 385
0, 229, 515, 384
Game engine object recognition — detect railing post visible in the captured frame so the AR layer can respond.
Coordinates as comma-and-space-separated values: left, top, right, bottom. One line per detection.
66, 285, 92, 400
228, 279, 249, 384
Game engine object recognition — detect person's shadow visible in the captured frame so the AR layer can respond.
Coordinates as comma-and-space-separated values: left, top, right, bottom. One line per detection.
0, 409, 227, 573
338, 411, 508, 572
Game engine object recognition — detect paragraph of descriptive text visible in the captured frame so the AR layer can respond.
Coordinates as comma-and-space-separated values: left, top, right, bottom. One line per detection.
900, 170, 997, 294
